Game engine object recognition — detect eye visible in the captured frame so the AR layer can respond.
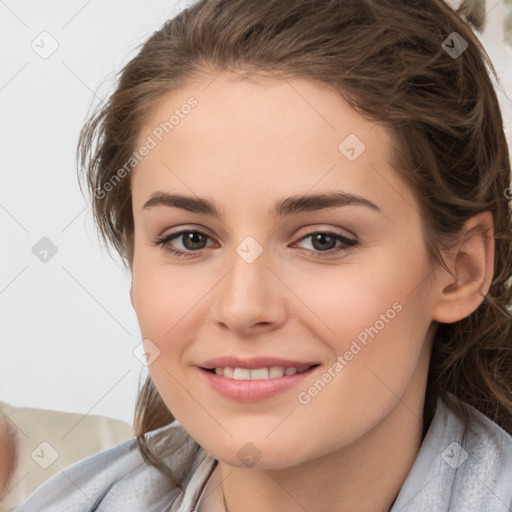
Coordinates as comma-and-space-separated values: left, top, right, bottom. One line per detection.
153, 229, 214, 258
153, 228, 358, 259
292, 230, 358, 258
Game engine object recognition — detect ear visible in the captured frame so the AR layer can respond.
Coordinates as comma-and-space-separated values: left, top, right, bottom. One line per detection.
432, 211, 494, 324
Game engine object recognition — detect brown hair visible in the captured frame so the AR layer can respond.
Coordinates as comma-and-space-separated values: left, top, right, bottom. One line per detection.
77, 0, 512, 489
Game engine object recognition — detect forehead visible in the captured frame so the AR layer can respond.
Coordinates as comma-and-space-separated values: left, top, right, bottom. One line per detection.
137, 71, 385, 152
131, 71, 416, 218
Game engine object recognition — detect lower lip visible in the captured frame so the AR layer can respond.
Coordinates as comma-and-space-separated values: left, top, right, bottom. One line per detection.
199, 366, 319, 402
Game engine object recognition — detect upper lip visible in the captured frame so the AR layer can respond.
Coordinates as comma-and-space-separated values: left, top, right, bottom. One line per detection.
199, 356, 320, 371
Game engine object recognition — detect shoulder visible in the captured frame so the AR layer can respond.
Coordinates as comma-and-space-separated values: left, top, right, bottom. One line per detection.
392, 393, 512, 511
454, 397, 512, 505
13, 421, 213, 512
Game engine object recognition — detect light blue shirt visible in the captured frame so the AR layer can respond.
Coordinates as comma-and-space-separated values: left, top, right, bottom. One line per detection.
14, 394, 512, 511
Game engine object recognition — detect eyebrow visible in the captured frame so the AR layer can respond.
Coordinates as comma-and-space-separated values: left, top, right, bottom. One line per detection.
142, 190, 381, 218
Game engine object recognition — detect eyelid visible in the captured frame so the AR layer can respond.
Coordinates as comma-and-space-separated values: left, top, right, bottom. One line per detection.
157, 224, 357, 245
294, 224, 357, 241
153, 227, 215, 249
154, 224, 359, 260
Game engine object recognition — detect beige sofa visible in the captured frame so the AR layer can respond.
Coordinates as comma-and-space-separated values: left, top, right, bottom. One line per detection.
0, 401, 133, 511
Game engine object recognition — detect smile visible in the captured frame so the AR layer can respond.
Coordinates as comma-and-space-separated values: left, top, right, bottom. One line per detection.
199, 364, 320, 401
208, 366, 314, 380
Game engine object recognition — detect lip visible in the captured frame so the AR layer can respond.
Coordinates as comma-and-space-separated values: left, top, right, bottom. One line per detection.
198, 358, 321, 402
199, 356, 319, 371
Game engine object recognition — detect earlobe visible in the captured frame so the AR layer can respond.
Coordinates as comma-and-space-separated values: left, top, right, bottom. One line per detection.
432, 211, 494, 324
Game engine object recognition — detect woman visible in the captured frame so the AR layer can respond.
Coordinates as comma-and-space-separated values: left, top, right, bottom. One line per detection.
15, 0, 512, 510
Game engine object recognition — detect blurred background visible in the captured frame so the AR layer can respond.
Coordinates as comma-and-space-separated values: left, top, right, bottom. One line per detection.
0, 0, 511, 427
0, 0, 195, 426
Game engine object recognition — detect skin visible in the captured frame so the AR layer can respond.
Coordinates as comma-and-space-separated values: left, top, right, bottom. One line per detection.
129, 70, 494, 512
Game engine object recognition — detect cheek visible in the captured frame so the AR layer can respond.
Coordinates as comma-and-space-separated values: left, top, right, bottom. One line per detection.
291, 242, 433, 401
131, 251, 206, 338
285, 269, 432, 456
131, 257, 219, 378
286, 256, 427, 353
131, 264, 203, 414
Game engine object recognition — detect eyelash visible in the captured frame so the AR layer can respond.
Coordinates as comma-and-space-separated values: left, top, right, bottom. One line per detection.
152, 229, 359, 259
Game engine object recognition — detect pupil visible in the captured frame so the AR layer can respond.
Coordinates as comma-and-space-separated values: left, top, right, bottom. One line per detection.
184, 232, 205, 250
312, 233, 335, 251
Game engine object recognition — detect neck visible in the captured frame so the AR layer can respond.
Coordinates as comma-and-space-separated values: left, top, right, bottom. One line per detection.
219, 339, 433, 512
221, 408, 423, 512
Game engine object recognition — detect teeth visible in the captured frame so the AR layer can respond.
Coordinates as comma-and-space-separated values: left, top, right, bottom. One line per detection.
223, 367, 234, 378
212, 366, 305, 380
233, 368, 251, 380
250, 368, 269, 380
269, 366, 285, 378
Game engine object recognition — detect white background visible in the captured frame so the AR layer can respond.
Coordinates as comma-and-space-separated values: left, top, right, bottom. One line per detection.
1, 0, 511, 426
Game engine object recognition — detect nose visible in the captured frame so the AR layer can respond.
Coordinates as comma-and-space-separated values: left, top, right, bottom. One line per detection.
213, 247, 287, 336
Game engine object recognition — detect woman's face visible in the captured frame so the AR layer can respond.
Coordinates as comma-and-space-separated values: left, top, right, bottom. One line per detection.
130, 71, 444, 468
